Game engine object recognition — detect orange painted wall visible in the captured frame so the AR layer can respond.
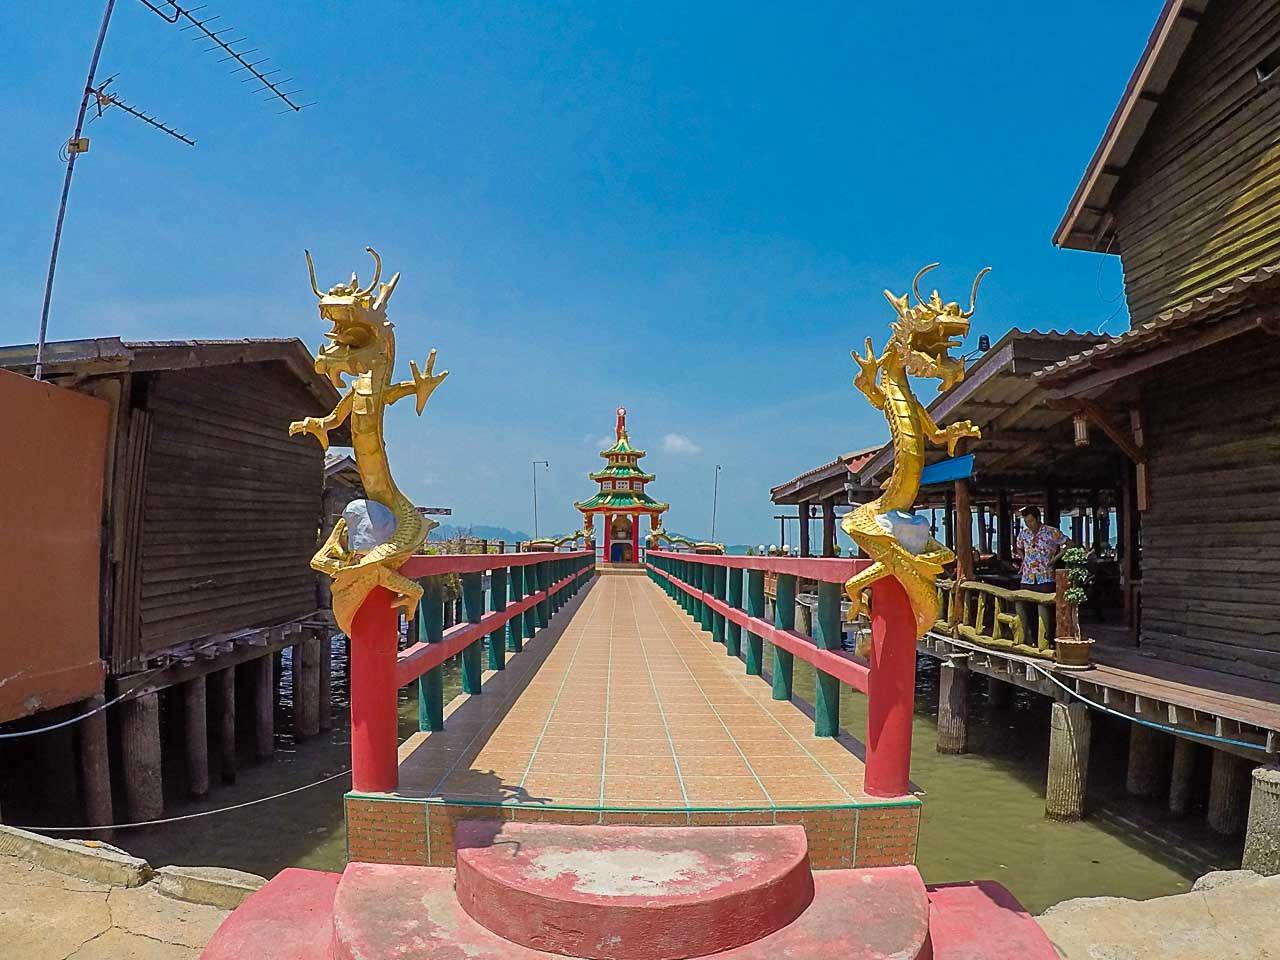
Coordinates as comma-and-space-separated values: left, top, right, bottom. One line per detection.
0, 370, 108, 722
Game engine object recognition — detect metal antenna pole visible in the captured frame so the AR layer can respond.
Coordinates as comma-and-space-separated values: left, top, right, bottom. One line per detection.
35, 0, 118, 381
532, 460, 549, 537
710, 464, 721, 540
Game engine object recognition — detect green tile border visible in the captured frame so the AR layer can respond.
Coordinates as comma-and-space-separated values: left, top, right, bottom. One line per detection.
346, 789, 921, 813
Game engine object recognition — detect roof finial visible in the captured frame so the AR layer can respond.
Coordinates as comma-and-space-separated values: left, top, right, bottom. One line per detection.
616, 406, 627, 440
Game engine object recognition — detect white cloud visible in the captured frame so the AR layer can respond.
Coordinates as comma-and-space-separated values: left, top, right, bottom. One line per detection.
663, 433, 702, 455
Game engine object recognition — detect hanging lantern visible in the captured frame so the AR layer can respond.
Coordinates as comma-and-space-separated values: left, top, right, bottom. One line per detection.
1073, 411, 1091, 447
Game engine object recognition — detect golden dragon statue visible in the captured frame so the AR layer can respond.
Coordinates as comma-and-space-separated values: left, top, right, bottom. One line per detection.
288, 247, 449, 634
647, 526, 725, 555
842, 263, 989, 638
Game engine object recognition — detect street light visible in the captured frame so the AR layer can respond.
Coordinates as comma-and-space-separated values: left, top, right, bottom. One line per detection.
532, 459, 550, 537
710, 464, 722, 541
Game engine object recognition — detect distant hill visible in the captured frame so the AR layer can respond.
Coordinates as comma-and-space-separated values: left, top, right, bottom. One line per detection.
427, 522, 532, 543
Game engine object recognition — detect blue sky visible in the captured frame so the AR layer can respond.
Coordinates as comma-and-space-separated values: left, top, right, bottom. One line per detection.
4, 2, 1155, 545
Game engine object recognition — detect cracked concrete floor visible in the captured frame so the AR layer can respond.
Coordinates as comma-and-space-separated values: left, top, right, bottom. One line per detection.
0, 855, 229, 959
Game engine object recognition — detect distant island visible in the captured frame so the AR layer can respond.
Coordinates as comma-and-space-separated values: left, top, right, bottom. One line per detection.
427, 523, 533, 543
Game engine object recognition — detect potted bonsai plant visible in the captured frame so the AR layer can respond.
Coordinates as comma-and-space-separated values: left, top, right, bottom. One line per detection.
1055, 546, 1094, 668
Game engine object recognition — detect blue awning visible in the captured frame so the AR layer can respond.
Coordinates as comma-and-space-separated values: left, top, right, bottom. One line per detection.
920, 454, 974, 487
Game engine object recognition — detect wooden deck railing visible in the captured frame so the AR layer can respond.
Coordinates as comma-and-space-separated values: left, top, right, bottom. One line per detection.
345, 551, 594, 792
933, 579, 1057, 661
646, 551, 917, 798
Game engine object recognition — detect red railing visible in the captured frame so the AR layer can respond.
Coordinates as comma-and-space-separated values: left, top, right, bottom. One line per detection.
347, 551, 594, 793
646, 551, 917, 797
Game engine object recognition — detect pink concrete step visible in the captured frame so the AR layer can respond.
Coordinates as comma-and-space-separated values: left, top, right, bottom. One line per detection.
199, 868, 340, 960
330, 860, 930, 960
923, 881, 1057, 959
453, 820, 814, 959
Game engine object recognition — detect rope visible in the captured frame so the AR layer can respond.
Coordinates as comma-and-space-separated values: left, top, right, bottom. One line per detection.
19, 768, 353, 832
0, 685, 139, 740
930, 631, 1270, 751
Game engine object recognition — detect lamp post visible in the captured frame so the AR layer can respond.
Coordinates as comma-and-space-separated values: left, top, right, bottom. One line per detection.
710, 464, 722, 541
532, 460, 549, 537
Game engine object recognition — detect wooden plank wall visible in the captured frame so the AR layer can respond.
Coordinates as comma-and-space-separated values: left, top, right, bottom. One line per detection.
129, 362, 325, 664
1139, 332, 1280, 682
1113, 0, 1280, 324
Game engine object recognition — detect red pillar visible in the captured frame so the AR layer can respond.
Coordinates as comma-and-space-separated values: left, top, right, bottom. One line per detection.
631, 512, 640, 563
865, 577, 916, 797
604, 514, 613, 563
349, 586, 400, 793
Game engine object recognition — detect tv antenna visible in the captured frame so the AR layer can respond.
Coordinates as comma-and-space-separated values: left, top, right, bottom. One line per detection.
34, 0, 312, 380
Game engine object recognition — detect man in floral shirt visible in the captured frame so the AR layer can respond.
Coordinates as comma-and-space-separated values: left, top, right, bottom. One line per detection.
1013, 506, 1069, 593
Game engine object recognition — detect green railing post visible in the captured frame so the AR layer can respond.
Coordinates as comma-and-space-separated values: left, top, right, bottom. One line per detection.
488, 566, 508, 671
461, 572, 484, 694
699, 562, 714, 632
772, 573, 796, 700
536, 560, 551, 628
711, 565, 727, 645
550, 559, 560, 613
814, 580, 842, 736
508, 564, 525, 652
523, 561, 540, 639
726, 567, 743, 658
745, 570, 765, 676
418, 585, 445, 731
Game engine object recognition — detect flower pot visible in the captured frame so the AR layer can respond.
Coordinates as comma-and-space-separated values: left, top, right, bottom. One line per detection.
1055, 636, 1094, 670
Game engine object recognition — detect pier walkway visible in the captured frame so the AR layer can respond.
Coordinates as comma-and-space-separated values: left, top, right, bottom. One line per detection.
345, 563, 921, 870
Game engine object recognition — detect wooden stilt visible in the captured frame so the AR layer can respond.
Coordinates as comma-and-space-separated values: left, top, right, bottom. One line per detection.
997, 490, 1012, 560
77, 695, 114, 829
936, 658, 969, 755
822, 499, 837, 558
1126, 724, 1172, 798
318, 632, 333, 733
1243, 765, 1280, 876
1045, 700, 1090, 822
1168, 737, 1199, 815
1207, 750, 1252, 835
121, 692, 163, 822
295, 636, 321, 740
217, 666, 237, 783
986, 676, 1013, 709
184, 675, 210, 798
254, 654, 275, 760
955, 478, 975, 581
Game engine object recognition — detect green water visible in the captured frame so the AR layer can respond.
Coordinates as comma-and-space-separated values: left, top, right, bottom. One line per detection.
124, 638, 1241, 915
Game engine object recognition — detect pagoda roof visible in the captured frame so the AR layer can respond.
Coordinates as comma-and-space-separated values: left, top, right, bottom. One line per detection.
601, 433, 646, 458
590, 463, 656, 482
575, 490, 669, 512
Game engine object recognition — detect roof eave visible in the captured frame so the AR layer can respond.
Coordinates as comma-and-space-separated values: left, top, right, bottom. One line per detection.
1053, 0, 1207, 251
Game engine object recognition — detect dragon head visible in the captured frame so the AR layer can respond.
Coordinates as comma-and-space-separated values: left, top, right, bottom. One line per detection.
305, 247, 401, 389
884, 263, 990, 392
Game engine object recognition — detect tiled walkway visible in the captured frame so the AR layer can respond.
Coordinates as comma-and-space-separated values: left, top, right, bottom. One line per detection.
395, 573, 875, 809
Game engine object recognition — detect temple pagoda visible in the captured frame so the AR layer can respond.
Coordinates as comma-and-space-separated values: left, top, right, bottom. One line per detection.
575, 407, 669, 563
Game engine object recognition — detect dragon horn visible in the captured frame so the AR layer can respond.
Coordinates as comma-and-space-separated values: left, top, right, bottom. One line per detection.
304, 250, 323, 299
355, 247, 382, 297
373, 271, 401, 311
964, 266, 992, 317
912, 263, 940, 306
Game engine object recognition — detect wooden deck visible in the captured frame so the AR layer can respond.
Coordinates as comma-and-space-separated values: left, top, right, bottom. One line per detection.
346, 574, 921, 870
921, 619, 1280, 757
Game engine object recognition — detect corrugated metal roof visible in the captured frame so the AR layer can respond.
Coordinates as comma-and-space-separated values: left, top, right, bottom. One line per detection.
851, 329, 1109, 485
769, 446, 880, 502
1033, 263, 1280, 383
